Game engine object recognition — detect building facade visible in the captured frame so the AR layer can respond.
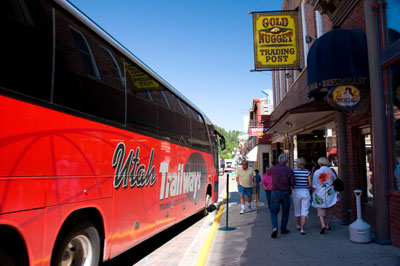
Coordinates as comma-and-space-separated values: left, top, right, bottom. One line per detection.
267, 0, 400, 246
243, 98, 273, 175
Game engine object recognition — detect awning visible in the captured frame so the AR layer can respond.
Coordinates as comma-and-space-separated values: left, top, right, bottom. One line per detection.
307, 29, 369, 98
265, 100, 335, 135
246, 146, 258, 162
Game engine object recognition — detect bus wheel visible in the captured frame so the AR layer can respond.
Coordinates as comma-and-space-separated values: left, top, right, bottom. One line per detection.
52, 221, 100, 266
203, 194, 212, 215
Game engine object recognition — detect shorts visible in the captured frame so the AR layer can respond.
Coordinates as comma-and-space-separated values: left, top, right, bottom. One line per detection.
238, 185, 253, 196
317, 206, 334, 218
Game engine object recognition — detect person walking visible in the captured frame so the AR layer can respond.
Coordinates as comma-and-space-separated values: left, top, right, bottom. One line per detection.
267, 154, 294, 238
261, 165, 273, 210
311, 157, 338, 234
292, 157, 312, 235
236, 160, 256, 214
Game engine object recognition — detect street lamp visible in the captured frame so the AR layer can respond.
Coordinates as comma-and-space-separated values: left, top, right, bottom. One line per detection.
261, 89, 270, 104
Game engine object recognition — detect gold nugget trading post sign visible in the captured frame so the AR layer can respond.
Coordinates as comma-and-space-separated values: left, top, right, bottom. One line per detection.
252, 11, 300, 70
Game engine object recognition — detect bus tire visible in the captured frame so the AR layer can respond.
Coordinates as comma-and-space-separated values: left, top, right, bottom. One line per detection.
203, 194, 212, 215
51, 220, 100, 266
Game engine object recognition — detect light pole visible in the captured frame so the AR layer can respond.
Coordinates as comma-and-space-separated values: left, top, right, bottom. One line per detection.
261, 89, 269, 103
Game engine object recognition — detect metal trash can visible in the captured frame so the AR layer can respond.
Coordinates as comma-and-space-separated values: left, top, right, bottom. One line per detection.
349, 189, 371, 243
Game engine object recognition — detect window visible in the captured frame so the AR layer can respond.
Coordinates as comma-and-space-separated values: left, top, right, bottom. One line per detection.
390, 60, 400, 191
101, 46, 124, 89
125, 61, 158, 134
54, 21, 124, 124
191, 108, 210, 152
70, 27, 100, 79
357, 126, 373, 202
0, 0, 52, 102
385, 0, 400, 46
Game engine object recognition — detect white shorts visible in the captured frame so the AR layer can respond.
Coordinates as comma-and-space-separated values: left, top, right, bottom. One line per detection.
293, 188, 311, 217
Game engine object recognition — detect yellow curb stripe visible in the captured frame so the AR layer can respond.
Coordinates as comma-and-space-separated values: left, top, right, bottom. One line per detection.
195, 193, 227, 266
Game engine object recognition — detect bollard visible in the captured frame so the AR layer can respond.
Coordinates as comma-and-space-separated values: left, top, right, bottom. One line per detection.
219, 173, 236, 231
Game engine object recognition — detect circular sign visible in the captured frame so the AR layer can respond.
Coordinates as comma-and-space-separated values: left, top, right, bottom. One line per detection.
330, 85, 361, 109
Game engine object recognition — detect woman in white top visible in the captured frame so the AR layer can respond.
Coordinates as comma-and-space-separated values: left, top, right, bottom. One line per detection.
292, 157, 312, 235
311, 157, 338, 234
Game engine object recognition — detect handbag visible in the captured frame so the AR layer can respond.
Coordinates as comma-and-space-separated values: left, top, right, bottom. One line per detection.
331, 168, 344, 192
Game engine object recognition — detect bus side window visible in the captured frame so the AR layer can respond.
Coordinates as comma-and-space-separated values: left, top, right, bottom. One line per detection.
100, 46, 124, 90
125, 60, 158, 135
158, 89, 178, 142
69, 27, 101, 79
170, 94, 191, 146
191, 109, 211, 152
0, 0, 52, 102
53, 14, 125, 124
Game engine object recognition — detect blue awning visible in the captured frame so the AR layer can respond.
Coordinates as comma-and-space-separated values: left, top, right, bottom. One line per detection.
307, 29, 369, 98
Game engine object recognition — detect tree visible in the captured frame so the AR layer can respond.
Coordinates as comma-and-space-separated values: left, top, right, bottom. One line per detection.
215, 125, 240, 160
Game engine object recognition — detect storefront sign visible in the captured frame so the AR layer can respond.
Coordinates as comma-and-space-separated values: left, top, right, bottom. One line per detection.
249, 125, 269, 136
238, 133, 250, 141
328, 85, 361, 109
307, 77, 368, 92
252, 11, 300, 70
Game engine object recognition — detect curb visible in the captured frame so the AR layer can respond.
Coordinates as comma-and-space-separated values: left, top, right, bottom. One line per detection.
195, 194, 227, 266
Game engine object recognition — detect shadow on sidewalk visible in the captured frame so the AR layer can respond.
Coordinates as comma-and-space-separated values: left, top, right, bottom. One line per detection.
208, 191, 400, 266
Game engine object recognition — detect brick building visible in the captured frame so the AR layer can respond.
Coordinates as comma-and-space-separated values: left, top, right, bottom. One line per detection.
266, 0, 400, 246
243, 98, 273, 175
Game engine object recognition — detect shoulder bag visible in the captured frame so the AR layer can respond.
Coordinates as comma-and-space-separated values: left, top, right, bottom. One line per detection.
331, 168, 344, 192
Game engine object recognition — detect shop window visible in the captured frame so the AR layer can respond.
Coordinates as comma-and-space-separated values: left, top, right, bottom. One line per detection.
385, 0, 400, 46
390, 60, 400, 191
357, 126, 373, 203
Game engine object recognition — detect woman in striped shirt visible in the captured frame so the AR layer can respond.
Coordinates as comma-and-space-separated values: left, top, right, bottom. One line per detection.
292, 157, 312, 234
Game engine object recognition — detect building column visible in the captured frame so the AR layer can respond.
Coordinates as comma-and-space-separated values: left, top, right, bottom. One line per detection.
365, 0, 391, 244
337, 111, 350, 224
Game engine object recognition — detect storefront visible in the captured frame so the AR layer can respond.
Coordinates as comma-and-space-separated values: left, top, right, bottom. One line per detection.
365, 0, 400, 245
266, 0, 400, 247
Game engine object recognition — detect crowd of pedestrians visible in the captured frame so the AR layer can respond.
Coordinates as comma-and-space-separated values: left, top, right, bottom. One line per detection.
235, 154, 341, 238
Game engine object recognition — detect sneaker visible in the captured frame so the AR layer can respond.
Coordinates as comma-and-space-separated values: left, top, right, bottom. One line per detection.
281, 229, 290, 234
247, 205, 252, 211
240, 209, 245, 214
300, 229, 305, 235
271, 229, 278, 238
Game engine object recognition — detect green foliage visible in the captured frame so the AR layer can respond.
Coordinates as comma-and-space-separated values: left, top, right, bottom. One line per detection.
214, 125, 241, 160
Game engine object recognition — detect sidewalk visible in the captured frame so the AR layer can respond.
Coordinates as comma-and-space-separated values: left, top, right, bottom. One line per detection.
206, 185, 400, 266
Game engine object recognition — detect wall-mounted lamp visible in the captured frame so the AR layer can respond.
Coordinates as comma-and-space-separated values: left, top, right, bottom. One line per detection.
286, 121, 293, 128
285, 72, 292, 79
305, 35, 315, 43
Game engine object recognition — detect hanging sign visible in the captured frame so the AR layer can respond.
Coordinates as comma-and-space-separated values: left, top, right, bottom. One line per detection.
329, 85, 361, 110
249, 125, 269, 136
252, 11, 300, 70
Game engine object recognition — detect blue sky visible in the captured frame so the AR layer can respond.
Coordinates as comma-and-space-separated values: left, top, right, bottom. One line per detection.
69, 0, 283, 132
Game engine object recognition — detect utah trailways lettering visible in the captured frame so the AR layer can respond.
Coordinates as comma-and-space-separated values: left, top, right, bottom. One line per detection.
159, 162, 201, 200
112, 142, 156, 189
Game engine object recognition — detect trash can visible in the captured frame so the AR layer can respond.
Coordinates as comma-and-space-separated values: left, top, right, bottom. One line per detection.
349, 189, 371, 243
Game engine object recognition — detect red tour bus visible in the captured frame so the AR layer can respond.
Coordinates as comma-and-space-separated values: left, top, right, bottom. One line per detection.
0, 0, 225, 265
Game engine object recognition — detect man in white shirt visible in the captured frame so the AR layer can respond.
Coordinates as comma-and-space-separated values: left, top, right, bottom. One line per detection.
236, 160, 256, 214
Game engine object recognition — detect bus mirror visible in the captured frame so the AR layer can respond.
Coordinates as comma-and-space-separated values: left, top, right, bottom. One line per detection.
220, 136, 226, 150
213, 129, 225, 150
